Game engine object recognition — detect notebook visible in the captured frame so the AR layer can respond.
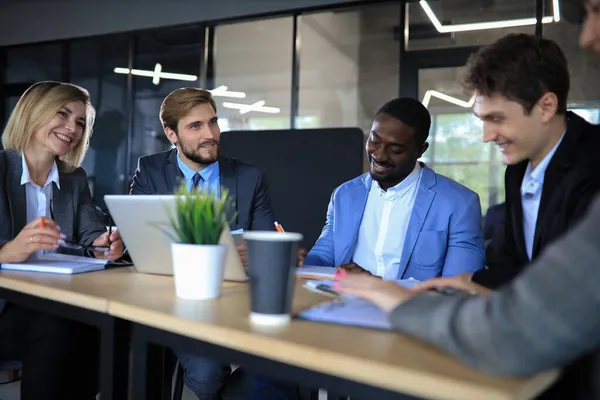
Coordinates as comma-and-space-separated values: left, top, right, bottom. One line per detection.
298, 278, 422, 330
0, 253, 108, 274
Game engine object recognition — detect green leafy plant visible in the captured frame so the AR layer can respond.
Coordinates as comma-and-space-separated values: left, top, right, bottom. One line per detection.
161, 183, 234, 245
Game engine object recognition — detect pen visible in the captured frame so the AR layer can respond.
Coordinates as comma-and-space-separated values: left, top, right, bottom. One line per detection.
39, 217, 46, 228
107, 214, 113, 249
274, 221, 285, 233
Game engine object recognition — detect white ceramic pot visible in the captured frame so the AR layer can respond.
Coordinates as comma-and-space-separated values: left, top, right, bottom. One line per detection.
171, 243, 227, 300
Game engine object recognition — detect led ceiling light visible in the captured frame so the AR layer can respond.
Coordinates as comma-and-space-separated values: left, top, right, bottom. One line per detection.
422, 90, 475, 108
113, 63, 198, 85
419, 0, 559, 33
210, 85, 247, 98
222, 101, 280, 114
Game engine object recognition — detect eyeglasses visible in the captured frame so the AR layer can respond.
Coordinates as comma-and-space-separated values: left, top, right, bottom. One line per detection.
49, 201, 110, 253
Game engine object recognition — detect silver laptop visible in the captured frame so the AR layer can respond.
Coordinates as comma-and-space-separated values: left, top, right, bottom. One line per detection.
104, 195, 247, 281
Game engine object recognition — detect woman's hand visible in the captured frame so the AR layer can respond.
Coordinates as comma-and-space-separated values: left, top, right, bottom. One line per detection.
0, 218, 63, 263
92, 228, 124, 261
335, 273, 413, 312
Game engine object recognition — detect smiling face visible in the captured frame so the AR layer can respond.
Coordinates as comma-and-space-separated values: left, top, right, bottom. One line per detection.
473, 92, 561, 167
366, 113, 428, 190
165, 102, 221, 168
29, 100, 86, 157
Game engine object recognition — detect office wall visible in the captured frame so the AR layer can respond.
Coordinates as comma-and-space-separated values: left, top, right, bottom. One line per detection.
0, 0, 365, 46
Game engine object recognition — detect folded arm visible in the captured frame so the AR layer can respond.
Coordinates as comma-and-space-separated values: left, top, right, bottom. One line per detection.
129, 157, 151, 195
441, 193, 485, 277
304, 190, 337, 267
249, 171, 276, 231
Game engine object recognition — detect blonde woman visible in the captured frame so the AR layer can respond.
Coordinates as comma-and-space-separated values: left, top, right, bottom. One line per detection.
0, 81, 123, 400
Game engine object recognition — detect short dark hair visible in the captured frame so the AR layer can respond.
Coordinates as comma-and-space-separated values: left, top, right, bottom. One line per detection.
464, 33, 570, 115
376, 97, 431, 144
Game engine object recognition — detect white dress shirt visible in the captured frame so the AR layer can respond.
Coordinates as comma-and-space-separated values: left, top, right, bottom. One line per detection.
521, 133, 565, 260
21, 155, 60, 254
352, 163, 422, 280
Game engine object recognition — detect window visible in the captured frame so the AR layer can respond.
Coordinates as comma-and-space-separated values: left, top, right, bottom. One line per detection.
297, 3, 400, 135
214, 17, 293, 130
419, 67, 505, 213
70, 34, 130, 209
130, 26, 204, 177
543, 15, 600, 123
407, 0, 539, 50
6, 43, 63, 83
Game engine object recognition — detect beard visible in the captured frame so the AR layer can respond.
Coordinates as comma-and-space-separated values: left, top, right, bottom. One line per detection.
179, 139, 220, 165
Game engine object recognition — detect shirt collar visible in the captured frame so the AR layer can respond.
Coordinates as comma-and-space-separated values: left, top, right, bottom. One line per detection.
521, 130, 566, 193
176, 151, 220, 183
374, 162, 421, 198
20, 154, 60, 190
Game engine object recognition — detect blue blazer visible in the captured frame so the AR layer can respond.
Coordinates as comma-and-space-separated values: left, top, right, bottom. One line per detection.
304, 165, 485, 281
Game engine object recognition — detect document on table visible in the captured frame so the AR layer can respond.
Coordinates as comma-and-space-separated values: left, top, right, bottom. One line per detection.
295, 265, 336, 279
0, 253, 107, 274
298, 278, 422, 330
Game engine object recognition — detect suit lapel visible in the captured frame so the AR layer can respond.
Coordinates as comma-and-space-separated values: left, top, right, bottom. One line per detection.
5, 150, 26, 237
397, 166, 435, 278
506, 161, 529, 261
165, 149, 183, 193
341, 176, 370, 264
532, 113, 581, 257
218, 156, 238, 229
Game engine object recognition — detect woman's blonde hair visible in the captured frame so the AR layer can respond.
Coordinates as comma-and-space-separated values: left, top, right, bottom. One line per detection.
2, 81, 96, 172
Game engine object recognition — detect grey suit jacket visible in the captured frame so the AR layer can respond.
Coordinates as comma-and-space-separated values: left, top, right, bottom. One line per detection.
129, 149, 276, 231
389, 196, 600, 398
0, 149, 107, 312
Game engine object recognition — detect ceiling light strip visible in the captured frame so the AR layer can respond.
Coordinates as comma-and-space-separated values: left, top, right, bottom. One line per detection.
419, 0, 559, 33
422, 90, 475, 108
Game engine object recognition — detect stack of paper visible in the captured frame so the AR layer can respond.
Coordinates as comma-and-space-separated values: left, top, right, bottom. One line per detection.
298, 295, 392, 330
295, 265, 336, 280
298, 277, 423, 330
0, 253, 107, 274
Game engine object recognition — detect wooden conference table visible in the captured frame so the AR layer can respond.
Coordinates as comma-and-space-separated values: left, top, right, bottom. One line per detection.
0, 267, 560, 400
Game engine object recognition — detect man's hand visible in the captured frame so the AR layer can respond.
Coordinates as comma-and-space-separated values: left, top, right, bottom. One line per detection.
337, 262, 378, 277
297, 247, 308, 267
93, 229, 124, 261
335, 274, 412, 312
236, 242, 248, 268
412, 273, 491, 296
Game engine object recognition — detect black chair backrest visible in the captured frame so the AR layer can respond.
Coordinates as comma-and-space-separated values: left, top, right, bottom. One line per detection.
221, 128, 364, 248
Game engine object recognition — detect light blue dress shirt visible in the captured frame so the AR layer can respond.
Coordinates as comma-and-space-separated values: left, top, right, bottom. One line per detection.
521, 132, 565, 260
176, 152, 221, 199
352, 163, 422, 280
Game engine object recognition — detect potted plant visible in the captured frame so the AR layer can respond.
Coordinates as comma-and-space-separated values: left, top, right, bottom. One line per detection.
164, 183, 233, 300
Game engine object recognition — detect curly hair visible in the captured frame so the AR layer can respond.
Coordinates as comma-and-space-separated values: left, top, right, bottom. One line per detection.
464, 33, 570, 115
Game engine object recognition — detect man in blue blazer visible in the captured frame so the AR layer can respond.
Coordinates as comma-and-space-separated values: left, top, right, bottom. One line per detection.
304, 98, 485, 281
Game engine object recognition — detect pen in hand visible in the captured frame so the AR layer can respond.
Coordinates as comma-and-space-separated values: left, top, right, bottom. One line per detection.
274, 221, 285, 233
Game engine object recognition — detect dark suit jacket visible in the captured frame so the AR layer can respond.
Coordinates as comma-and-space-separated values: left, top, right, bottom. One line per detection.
0, 149, 107, 249
473, 112, 600, 289
129, 149, 276, 231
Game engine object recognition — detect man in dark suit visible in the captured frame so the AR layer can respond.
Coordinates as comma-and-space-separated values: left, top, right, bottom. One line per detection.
129, 87, 276, 400
452, 33, 600, 289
